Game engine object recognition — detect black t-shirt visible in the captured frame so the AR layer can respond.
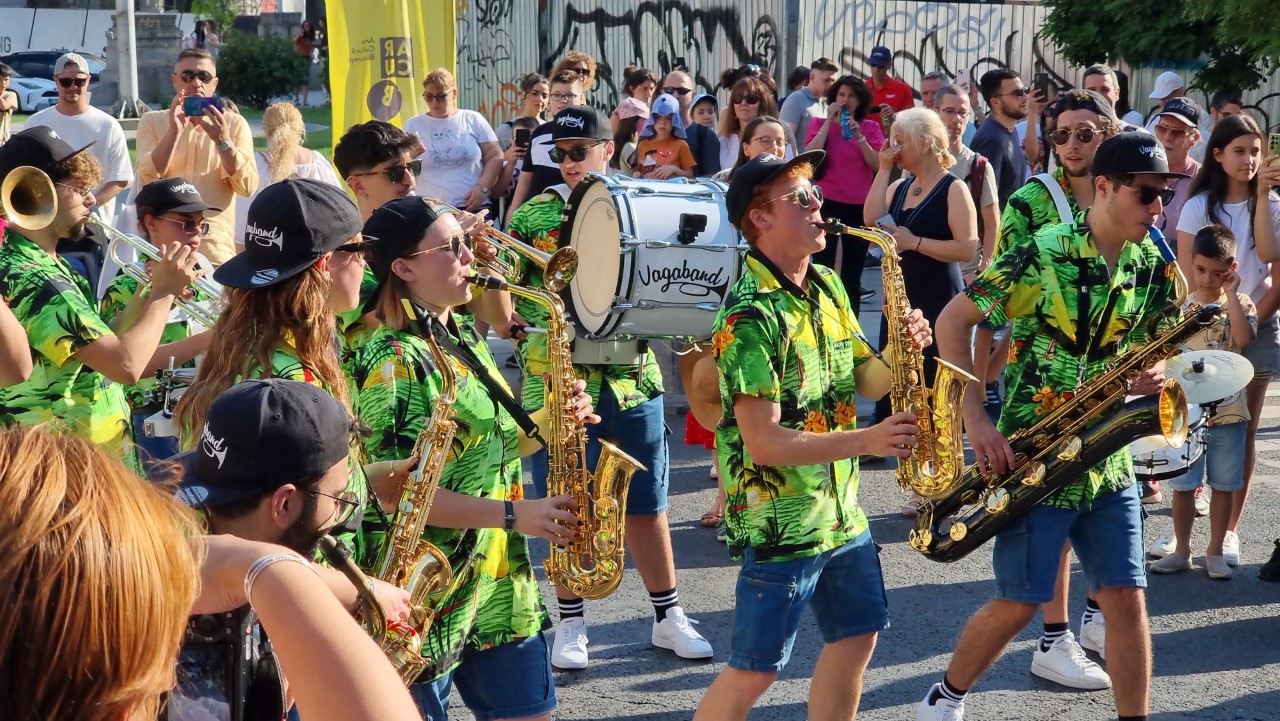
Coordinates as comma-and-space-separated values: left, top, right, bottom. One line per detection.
521, 121, 565, 199
970, 118, 1027, 210
685, 122, 721, 176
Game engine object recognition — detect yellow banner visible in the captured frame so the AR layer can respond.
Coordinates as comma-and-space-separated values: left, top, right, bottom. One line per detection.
327, 0, 457, 154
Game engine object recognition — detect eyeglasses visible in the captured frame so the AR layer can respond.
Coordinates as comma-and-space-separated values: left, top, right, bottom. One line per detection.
549, 92, 579, 104
732, 93, 761, 105
57, 77, 88, 89
1111, 178, 1176, 206
661, 86, 693, 97
750, 136, 786, 150
405, 235, 473, 260
996, 88, 1029, 99
549, 140, 606, 164
1048, 127, 1102, 145
178, 70, 216, 83
1154, 123, 1191, 139
55, 182, 93, 200
306, 488, 361, 525
760, 184, 823, 209
423, 91, 452, 102
354, 159, 422, 184
570, 67, 591, 77
157, 215, 210, 236
938, 107, 971, 119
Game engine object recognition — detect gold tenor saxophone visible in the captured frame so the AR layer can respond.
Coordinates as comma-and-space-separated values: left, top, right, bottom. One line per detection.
469, 266, 647, 600
817, 220, 978, 498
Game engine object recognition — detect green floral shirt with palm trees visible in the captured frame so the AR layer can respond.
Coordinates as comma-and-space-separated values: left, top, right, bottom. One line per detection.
966, 213, 1180, 509
711, 252, 873, 563
351, 320, 546, 681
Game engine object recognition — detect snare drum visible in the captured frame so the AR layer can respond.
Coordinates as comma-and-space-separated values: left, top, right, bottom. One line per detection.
1130, 403, 1207, 480
561, 174, 746, 341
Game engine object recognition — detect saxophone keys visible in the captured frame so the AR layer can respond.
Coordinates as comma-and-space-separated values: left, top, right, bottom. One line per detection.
1021, 461, 1046, 487
983, 487, 1011, 514
948, 521, 968, 542
909, 527, 933, 552
1056, 435, 1083, 461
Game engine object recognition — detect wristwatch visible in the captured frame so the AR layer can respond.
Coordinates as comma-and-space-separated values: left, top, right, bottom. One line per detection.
503, 500, 516, 531
479, 183, 491, 195
216, 139, 233, 153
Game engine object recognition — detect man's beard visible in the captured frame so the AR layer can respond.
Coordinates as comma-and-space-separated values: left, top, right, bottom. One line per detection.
1058, 156, 1091, 178
278, 492, 329, 556
66, 217, 90, 241
1004, 100, 1029, 121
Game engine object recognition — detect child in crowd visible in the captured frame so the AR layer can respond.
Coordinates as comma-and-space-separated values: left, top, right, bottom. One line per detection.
1150, 224, 1258, 580
610, 97, 649, 176
691, 93, 719, 130
634, 94, 695, 180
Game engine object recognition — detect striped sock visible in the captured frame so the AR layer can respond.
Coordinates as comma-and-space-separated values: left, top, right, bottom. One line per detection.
927, 677, 968, 705
1081, 597, 1102, 626
557, 597, 584, 621
650, 587, 679, 622
1040, 622, 1069, 652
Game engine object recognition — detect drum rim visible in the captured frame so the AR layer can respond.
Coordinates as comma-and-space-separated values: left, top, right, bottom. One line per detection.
564, 173, 631, 338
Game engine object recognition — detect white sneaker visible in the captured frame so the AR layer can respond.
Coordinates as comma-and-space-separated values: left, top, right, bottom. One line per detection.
1030, 631, 1112, 690
915, 686, 965, 721
1149, 551, 1191, 574
1224, 531, 1240, 567
1079, 613, 1106, 660
1147, 528, 1175, 559
1194, 487, 1210, 517
551, 617, 589, 670
652, 606, 713, 659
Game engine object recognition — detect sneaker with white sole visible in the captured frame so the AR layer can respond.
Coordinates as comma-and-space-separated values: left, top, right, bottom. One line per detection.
1148, 528, 1175, 559
1149, 551, 1191, 574
1030, 631, 1112, 690
1140, 480, 1163, 504
652, 606, 713, 659
1223, 530, 1240, 566
1079, 613, 1106, 660
1205, 554, 1233, 580
551, 617, 589, 670
1194, 487, 1210, 517
915, 686, 965, 721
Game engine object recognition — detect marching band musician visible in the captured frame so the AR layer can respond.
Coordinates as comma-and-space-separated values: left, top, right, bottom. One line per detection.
693, 151, 931, 721
0, 296, 30, 387
351, 196, 595, 721
501, 105, 713, 670
917, 133, 1187, 721
99, 177, 217, 468
0, 127, 200, 472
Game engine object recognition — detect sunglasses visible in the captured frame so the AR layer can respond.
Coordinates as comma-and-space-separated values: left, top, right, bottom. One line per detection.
1154, 123, 1190, 139
57, 77, 88, 89
178, 70, 216, 83
661, 86, 693, 97
732, 93, 761, 105
571, 67, 591, 77
355, 159, 422, 184
997, 88, 1030, 99
405, 235, 473, 260
760, 184, 824, 209
1112, 178, 1176, 206
306, 488, 361, 525
423, 91, 452, 102
158, 215, 210, 236
549, 140, 606, 164
1048, 127, 1102, 145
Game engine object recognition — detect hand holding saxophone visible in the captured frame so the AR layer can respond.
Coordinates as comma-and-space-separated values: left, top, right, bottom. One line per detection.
895, 307, 933, 351
1128, 360, 1166, 396
860, 411, 921, 458
148, 240, 204, 299
548, 373, 601, 425
965, 410, 1015, 477
517, 495, 582, 545
367, 577, 413, 623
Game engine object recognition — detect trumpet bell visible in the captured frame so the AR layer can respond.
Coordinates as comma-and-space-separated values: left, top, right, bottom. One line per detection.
1, 166, 57, 231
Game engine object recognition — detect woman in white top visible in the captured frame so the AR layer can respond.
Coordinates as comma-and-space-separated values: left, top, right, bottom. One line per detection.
234, 102, 342, 241
404, 67, 503, 212
717, 76, 795, 170
1175, 113, 1280, 562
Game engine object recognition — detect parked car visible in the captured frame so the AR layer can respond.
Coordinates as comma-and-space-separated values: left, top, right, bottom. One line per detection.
0, 51, 106, 84
7, 73, 58, 113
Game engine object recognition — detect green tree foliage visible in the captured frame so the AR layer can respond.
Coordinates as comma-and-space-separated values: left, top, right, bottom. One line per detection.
1041, 0, 1280, 91
216, 32, 307, 110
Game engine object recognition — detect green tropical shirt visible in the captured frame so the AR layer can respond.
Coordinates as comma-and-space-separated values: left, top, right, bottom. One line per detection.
352, 319, 546, 680
0, 230, 139, 473
995, 168, 1079, 258
711, 252, 873, 563
506, 191, 664, 412
99, 273, 204, 410
966, 213, 1180, 508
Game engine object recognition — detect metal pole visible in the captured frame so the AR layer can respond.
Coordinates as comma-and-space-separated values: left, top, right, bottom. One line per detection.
115, 0, 145, 118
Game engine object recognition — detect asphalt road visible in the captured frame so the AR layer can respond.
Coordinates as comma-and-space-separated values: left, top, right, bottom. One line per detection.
458, 263, 1280, 720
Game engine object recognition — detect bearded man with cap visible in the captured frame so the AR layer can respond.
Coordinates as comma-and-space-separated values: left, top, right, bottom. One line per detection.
917, 133, 1189, 721
0, 127, 200, 472
502, 105, 714, 671
692, 150, 931, 721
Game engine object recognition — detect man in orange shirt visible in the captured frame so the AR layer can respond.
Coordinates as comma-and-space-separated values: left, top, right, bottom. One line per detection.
866, 46, 915, 123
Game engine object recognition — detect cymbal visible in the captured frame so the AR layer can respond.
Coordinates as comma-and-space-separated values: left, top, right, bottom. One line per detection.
1165, 350, 1254, 405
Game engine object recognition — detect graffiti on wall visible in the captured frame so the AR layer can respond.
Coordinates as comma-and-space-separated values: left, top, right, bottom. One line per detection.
454, 0, 530, 125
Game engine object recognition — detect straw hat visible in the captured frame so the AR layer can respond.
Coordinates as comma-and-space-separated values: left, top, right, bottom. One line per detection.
679, 346, 723, 431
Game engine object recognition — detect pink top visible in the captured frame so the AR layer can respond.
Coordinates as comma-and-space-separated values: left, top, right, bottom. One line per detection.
805, 117, 884, 205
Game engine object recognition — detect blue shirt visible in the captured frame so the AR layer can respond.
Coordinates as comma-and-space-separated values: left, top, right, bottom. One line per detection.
970, 118, 1028, 209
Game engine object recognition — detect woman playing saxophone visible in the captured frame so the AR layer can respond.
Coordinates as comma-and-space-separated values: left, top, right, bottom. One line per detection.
350, 197, 596, 721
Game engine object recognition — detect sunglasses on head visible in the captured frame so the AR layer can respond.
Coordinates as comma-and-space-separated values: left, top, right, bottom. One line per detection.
355, 159, 422, 184
549, 140, 606, 164
1048, 127, 1102, 145
405, 235, 473, 260
732, 93, 761, 105
661, 86, 693, 97
760, 184, 823, 209
1111, 178, 1176, 206
178, 70, 215, 83
423, 91, 452, 102
58, 77, 88, 89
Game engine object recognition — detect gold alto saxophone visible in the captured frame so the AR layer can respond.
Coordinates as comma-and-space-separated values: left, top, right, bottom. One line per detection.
469, 262, 647, 600
817, 220, 978, 498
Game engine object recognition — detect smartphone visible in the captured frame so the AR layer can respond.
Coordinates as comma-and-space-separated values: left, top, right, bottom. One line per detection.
1269, 133, 1280, 159
1033, 72, 1050, 100
183, 95, 225, 119
514, 127, 532, 149
673, 56, 688, 71
163, 610, 252, 721
956, 67, 971, 93
876, 214, 896, 229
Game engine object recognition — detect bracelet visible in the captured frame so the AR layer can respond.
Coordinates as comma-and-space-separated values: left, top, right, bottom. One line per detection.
915, 234, 923, 251
503, 500, 516, 531
244, 553, 315, 608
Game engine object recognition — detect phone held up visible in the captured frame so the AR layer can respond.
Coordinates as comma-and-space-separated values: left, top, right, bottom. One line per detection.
1268, 133, 1280, 161
515, 127, 532, 150
955, 67, 971, 93
1033, 73, 1050, 101
183, 95, 225, 120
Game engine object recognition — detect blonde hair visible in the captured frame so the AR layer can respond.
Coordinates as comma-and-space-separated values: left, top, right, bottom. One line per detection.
891, 108, 955, 170
0, 425, 200, 721
423, 67, 456, 91
262, 102, 306, 184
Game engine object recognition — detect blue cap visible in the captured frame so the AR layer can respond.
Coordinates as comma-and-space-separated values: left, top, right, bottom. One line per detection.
868, 46, 892, 68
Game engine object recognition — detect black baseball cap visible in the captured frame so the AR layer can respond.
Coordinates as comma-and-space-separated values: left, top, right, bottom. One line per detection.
1090, 131, 1192, 179
0, 126, 93, 180
1157, 97, 1202, 128
549, 105, 612, 142
215, 179, 363, 289
134, 177, 221, 215
176, 378, 354, 508
361, 196, 445, 311
725, 150, 826, 228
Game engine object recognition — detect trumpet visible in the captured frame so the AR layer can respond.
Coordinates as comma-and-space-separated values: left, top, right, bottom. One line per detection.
96, 219, 225, 330
1, 165, 57, 230
429, 200, 576, 292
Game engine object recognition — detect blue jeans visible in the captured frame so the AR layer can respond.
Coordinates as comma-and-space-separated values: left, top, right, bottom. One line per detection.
409, 634, 556, 721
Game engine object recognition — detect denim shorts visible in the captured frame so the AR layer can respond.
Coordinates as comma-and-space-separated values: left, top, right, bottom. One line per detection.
409, 634, 556, 721
993, 483, 1146, 604
728, 530, 889, 673
1244, 314, 1280, 375
1167, 422, 1247, 493
530, 387, 669, 515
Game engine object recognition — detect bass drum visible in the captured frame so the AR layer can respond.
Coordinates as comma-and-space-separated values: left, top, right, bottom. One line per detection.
561, 174, 745, 342
1129, 402, 1206, 481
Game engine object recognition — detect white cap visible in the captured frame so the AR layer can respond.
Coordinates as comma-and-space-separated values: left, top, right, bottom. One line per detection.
54, 52, 90, 76
1149, 71, 1184, 100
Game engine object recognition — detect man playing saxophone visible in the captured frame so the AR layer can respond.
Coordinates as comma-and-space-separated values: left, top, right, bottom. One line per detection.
917, 133, 1188, 721
351, 197, 594, 721
694, 151, 932, 721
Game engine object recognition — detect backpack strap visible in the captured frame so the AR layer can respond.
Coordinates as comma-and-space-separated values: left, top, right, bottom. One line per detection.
1033, 172, 1074, 225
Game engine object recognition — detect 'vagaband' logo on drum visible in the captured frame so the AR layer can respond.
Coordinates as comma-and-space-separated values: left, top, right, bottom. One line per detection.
246, 222, 283, 250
